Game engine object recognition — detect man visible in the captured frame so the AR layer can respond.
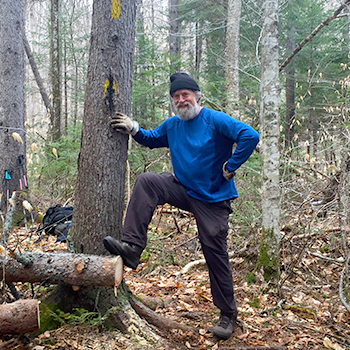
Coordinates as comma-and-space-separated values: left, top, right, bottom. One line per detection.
103, 72, 259, 340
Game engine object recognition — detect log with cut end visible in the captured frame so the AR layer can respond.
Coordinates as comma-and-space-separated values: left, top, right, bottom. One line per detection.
0, 252, 123, 288
0, 299, 40, 334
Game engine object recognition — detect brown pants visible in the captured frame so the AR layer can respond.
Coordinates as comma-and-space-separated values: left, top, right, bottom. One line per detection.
122, 172, 237, 317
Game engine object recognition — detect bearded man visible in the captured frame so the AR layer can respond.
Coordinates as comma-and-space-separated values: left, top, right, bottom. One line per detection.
103, 72, 259, 340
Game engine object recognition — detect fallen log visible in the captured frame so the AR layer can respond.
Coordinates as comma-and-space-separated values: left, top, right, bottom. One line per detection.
0, 252, 123, 289
0, 299, 40, 334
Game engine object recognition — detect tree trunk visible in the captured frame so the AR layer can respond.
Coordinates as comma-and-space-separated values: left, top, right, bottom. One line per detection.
258, 0, 281, 283
195, 21, 203, 80
0, 0, 26, 206
50, 0, 61, 141
0, 299, 40, 334
72, 0, 135, 255
23, 34, 54, 121
225, 0, 242, 120
45, 1, 172, 343
285, 28, 296, 152
169, 0, 180, 72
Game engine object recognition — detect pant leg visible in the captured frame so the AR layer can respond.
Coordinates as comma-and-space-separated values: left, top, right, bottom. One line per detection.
122, 172, 191, 248
190, 198, 237, 317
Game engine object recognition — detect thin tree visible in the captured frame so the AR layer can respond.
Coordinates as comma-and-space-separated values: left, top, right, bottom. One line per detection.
169, 0, 181, 72
257, 0, 281, 282
49, 0, 61, 141
225, 0, 242, 120
0, 0, 26, 201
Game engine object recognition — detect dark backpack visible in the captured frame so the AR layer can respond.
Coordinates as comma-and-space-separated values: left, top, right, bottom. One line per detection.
35, 204, 73, 243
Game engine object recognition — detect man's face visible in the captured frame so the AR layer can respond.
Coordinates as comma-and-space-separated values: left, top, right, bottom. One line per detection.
172, 89, 200, 121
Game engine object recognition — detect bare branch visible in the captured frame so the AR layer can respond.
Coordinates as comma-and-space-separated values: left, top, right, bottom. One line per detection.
280, 0, 350, 72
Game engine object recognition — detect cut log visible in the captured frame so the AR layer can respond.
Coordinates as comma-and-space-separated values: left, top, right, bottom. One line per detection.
0, 252, 123, 289
0, 299, 40, 334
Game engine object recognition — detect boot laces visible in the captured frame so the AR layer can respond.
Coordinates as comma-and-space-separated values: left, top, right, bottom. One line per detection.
217, 315, 232, 329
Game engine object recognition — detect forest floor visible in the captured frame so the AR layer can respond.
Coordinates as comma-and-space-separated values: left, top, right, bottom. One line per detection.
1, 203, 350, 350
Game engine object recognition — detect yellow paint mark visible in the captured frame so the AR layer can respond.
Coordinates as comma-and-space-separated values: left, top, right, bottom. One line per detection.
103, 79, 119, 97
111, 0, 121, 19
113, 81, 119, 94
104, 79, 110, 94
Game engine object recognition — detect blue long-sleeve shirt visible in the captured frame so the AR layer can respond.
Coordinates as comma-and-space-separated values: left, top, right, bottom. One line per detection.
133, 107, 259, 203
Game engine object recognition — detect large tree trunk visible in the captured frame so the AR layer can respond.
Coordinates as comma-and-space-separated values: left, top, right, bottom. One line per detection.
72, 0, 134, 255
225, 0, 242, 120
44, 1, 173, 343
258, 0, 281, 283
49, 0, 61, 141
0, 0, 26, 203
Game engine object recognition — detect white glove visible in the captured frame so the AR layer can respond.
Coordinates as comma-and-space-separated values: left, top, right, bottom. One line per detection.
223, 161, 235, 181
110, 112, 139, 136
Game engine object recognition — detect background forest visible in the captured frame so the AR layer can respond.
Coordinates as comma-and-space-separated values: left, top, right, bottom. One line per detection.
2, 0, 350, 349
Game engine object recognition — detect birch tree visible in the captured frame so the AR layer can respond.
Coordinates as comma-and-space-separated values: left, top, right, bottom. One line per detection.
225, 0, 242, 120
169, 0, 180, 72
257, 0, 281, 282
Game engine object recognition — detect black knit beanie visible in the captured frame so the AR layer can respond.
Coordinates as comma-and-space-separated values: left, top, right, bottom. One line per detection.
169, 72, 200, 95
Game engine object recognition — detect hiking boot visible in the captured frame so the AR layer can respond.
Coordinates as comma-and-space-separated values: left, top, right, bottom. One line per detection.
211, 315, 237, 340
103, 236, 142, 270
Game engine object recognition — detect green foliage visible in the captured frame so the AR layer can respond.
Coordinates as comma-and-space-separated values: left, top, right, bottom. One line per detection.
245, 272, 256, 285
247, 295, 260, 308
28, 124, 81, 201
39, 303, 119, 333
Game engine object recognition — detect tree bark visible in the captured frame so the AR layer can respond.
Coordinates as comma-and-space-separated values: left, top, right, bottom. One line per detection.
72, 0, 135, 255
258, 0, 281, 282
285, 28, 296, 152
49, 0, 61, 141
0, 299, 40, 334
0, 0, 26, 199
1, 252, 123, 288
169, 0, 180, 72
225, 0, 242, 120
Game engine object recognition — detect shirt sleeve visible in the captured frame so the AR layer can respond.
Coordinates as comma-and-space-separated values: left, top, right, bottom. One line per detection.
133, 119, 170, 149
213, 112, 260, 172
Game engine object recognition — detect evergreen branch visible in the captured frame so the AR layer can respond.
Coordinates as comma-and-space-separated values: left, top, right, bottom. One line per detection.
279, 0, 350, 72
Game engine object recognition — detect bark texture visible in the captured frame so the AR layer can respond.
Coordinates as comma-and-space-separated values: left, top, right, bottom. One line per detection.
0, 0, 25, 197
285, 28, 296, 151
169, 0, 180, 71
49, 0, 61, 141
258, 0, 281, 281
0, 299, 40, 334
225, 0, 242, 120
1, 252, 123, 287
72, 0, 136, 255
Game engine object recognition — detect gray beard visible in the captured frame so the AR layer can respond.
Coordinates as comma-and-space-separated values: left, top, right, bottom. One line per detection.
174, 101, 199, 121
